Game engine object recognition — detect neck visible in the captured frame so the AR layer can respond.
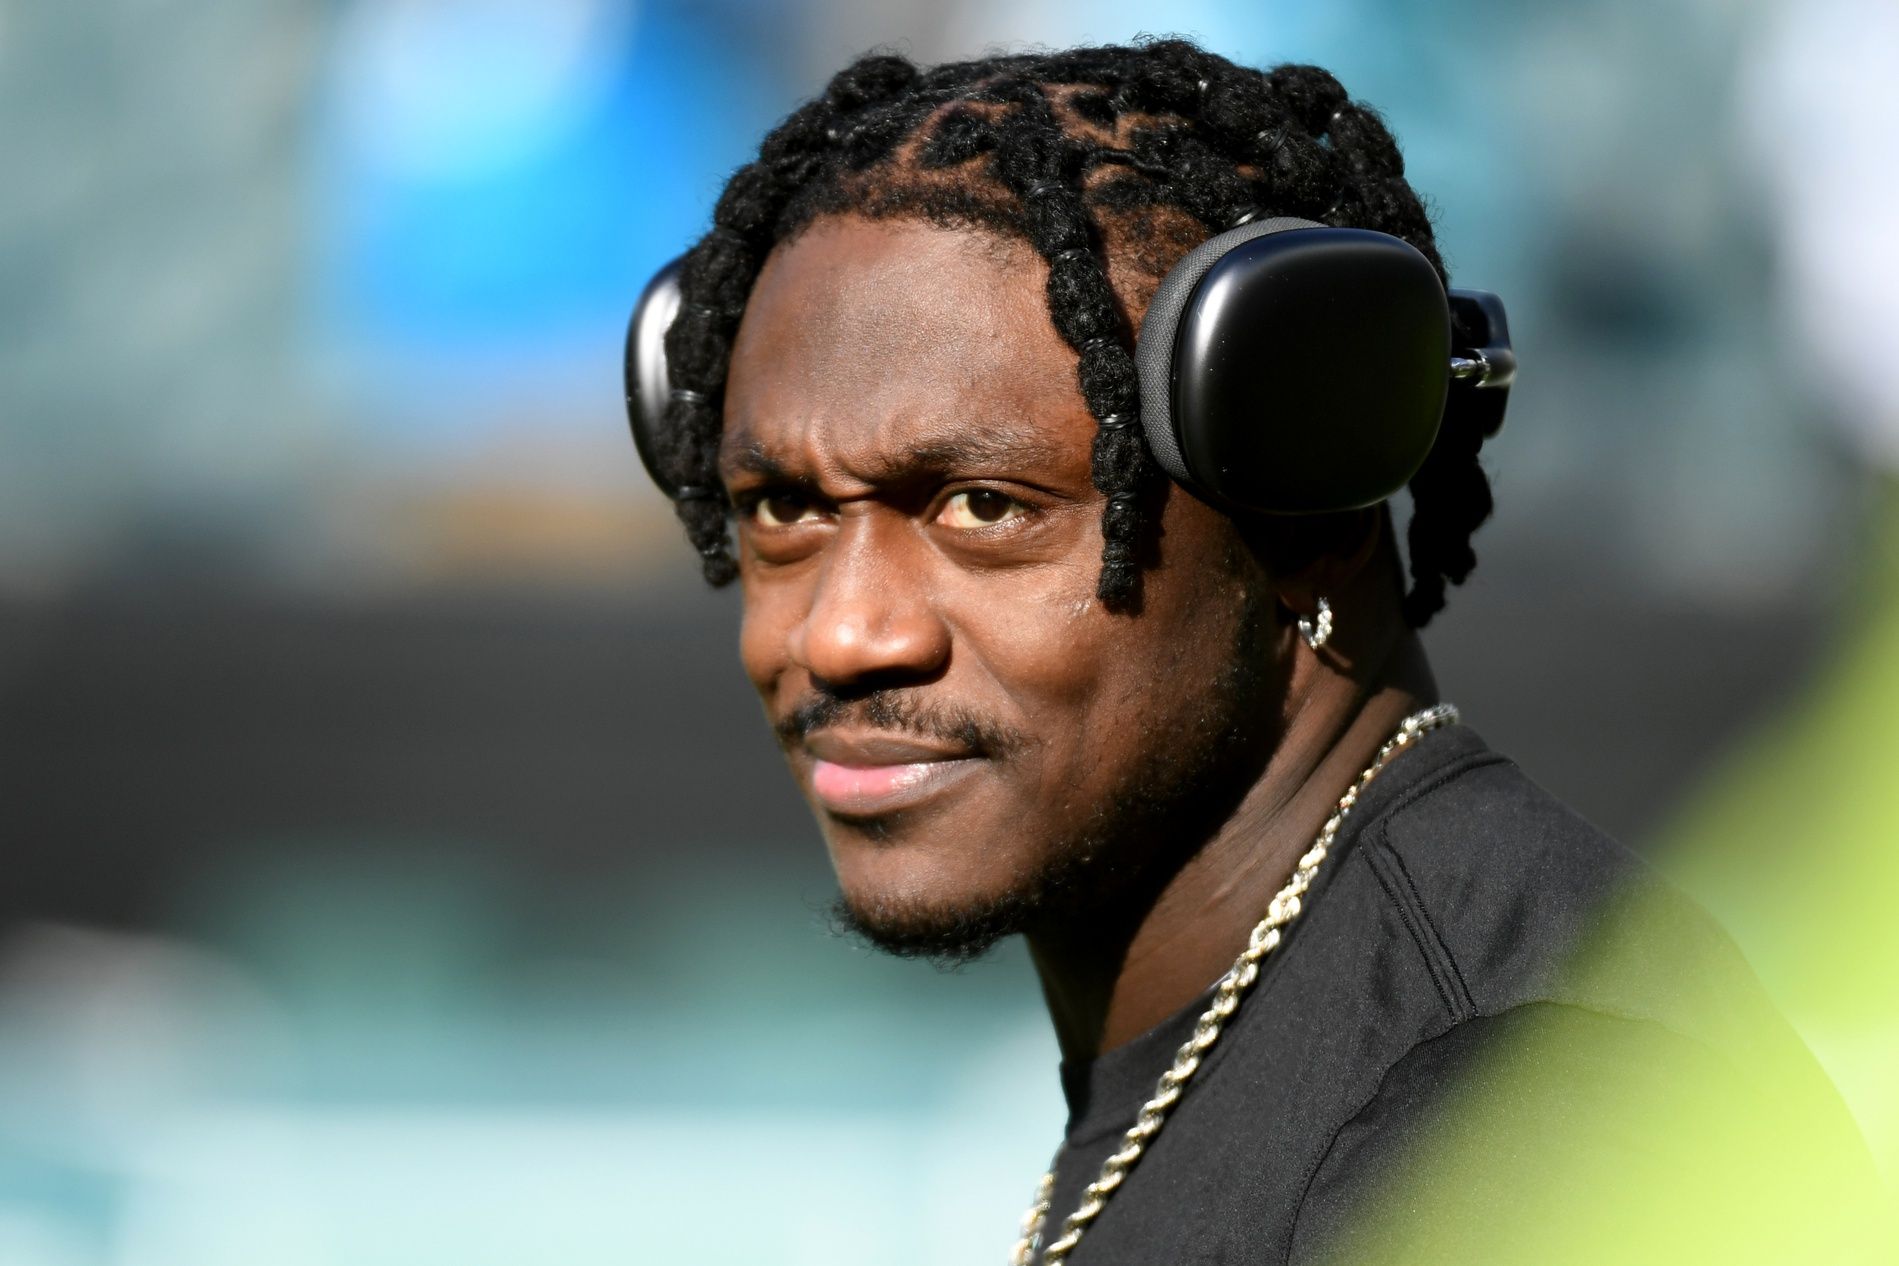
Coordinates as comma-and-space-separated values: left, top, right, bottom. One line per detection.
1026, 625, 1439, 1065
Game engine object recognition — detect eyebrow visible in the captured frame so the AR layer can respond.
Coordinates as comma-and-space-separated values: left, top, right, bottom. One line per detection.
720, 424, 1078, 487
721, 438, 794, 484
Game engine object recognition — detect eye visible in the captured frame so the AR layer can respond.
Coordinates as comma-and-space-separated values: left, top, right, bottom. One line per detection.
752, 492, 823, 527
935, 489, 1026, 530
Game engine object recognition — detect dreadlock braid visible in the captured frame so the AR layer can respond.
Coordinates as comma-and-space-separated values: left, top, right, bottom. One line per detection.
656, 39, 1496, 625
979, 76, 1153, 605
1402, 406, 1494, 626
657, 59, 922, 584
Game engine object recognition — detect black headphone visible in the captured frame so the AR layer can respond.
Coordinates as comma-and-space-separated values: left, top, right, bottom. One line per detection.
624, 217, 1513, 512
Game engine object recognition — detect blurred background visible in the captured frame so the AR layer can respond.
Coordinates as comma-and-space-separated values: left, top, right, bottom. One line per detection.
3, 1, 1895, 1262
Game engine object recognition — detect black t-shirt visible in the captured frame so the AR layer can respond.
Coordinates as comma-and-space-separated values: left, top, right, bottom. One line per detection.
1032, 724, 1877, 1264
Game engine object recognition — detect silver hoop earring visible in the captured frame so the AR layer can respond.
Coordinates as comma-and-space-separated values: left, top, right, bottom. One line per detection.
1299, 597, 1334, 651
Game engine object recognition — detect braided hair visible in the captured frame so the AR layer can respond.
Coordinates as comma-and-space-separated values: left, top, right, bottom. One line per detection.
656, 39, 1494, 626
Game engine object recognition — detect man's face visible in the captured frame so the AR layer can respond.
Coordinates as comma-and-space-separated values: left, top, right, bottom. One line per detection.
721, 214, 1290, 957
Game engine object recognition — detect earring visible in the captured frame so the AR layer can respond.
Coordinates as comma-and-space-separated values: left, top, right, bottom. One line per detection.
1299, 597, 1334, 651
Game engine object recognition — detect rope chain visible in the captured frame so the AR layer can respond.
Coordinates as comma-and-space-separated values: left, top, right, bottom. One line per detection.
1010, 703, 1460, 1265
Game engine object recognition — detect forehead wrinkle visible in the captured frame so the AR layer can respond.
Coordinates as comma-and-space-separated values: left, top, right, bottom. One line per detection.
721, 410, 1086, 491
898, 424, 1079, 479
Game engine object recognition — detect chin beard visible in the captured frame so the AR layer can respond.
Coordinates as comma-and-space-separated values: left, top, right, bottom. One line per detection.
823, 828, 1110, 969
824, 583, 1281, 970
823, 889, 1035, 970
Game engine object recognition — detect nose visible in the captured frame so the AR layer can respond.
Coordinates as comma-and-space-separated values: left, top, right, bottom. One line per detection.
788, 516, 950, 690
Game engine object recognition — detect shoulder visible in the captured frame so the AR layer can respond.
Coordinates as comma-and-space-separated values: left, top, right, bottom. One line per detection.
1280, 728, 1882, 1263
1347, 726, 1772, 1050
1363, 730, 1642, 985
1285, 1002, 1883, 1265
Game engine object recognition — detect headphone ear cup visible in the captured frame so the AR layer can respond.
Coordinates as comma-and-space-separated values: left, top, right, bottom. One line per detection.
624, 256, 688, 499
1136, 221, 1451, 515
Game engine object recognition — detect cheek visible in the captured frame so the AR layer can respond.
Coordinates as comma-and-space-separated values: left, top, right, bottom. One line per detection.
737, 573, 803, 696
948, 557, 1099, 694
976, 528, 1258, 779
961, 562, 1232, 751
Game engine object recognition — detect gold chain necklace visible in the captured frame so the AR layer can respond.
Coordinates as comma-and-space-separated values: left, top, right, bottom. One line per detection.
1011, 703, 1461, 1265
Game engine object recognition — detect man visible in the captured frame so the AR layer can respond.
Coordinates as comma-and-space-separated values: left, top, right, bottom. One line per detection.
627, 41, 1880, 1264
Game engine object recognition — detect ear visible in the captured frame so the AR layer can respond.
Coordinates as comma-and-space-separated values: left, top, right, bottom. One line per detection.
1261, 506, 1386, 623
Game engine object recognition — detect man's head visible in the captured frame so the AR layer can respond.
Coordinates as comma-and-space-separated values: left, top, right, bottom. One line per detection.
649, 41, 1497, 960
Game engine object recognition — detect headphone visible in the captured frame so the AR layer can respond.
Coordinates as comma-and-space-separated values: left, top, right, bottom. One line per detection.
624, 217, 1514, 513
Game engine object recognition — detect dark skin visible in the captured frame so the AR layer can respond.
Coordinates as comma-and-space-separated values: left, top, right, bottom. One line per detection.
721, 213, 1440, 1062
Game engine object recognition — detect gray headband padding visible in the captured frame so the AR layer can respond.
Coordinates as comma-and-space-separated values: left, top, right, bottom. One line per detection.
1134, 217, 1324, 485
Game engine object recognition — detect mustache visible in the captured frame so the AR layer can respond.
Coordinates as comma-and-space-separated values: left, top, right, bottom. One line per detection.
774, 689, 1026, 758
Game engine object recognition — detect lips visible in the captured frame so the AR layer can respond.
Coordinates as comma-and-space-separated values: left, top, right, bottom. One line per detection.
803, 730, 983, 817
